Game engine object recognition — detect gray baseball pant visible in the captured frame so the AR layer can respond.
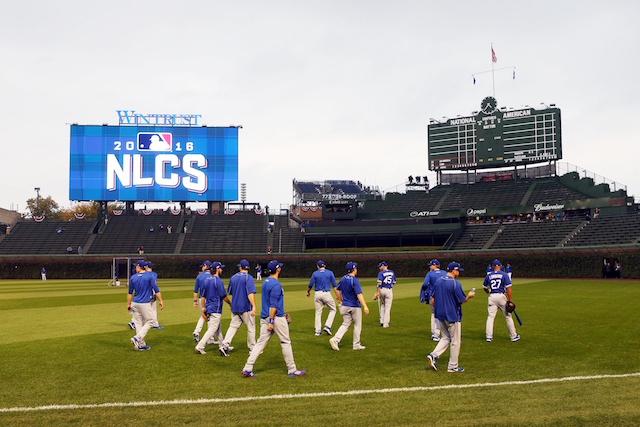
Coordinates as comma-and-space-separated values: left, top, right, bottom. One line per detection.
314, 291, 337, 333
333, 305, 363, 348
223, 311, 256, 351
195, 313, 224, 351
243, 317, 298, 374
432, 319, 462, 371
486, 293, 517, 340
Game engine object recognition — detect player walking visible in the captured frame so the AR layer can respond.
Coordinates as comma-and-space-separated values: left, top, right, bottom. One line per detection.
483, 259, 519, 342
41, 267, 46, 281
427, 262, 475, 372
192, 260, 212, 342
145, 261, 163, 330
127, 260, 164, 351
256, 264, 262, 281
422, 259, 447, 341
195, 262, 232, 356
330, 262, 370, 351
373, 262, 395, 328
221, 259, 257, 354
241, 260, 306, 378
306, 260, 338, 336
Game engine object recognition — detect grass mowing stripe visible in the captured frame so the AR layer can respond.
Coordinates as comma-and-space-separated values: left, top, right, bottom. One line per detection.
2, 371, 638, 413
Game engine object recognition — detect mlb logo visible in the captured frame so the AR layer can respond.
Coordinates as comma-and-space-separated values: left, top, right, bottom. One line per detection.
137, 133, 172, 152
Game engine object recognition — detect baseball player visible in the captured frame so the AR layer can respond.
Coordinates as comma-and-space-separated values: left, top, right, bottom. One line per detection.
195, 262, 232, 356
306, 260, 338, 336
506, 263, 512, 280
241, 260, 306, 378
373, 261, 395, 328
221, 259, 257, 354
427, 262, 475, 372
127, 260, 164, 351
329, 262, 370, 351
41, 267, 46, 281
256, 264, 262, 281
421, 259, 447, 341
192, 260, 212, 342
145, 261, 163, 330
483, 259, 519, 342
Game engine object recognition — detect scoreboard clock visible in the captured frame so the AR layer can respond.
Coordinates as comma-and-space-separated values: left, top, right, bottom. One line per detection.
428, 97, 562, 170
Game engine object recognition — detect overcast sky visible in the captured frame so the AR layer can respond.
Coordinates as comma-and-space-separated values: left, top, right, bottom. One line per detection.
1, 1, 638, 214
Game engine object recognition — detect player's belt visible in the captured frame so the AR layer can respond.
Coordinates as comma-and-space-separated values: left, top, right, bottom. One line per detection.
316, 290, 329, 292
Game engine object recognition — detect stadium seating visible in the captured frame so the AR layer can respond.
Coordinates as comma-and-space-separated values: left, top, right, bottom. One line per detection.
272, 215, 304, 252
438, 180, 533, 210
488, 219, 584, 249
449, 223, 501, 250
0, 221, 96, 255
180, 213, 267, 254
527, 180, 588, 203
88, 215, 181, 254
565, 214, 640, 246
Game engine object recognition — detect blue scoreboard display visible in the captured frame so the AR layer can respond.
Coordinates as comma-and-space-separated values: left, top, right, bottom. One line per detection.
69, 125, 238, 202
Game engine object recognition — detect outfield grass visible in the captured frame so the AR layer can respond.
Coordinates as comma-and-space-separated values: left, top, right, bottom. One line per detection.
1, 276, 639, 426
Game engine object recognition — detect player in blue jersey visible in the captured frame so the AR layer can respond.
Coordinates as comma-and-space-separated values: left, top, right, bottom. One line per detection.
373, 261, 396, 328
422, 259, 447, 341
306, 260, 338, 336
192, 260, 212, 342
127, 260, 164, 351
506, 263, 512, 280
486, 264, 492, 275
195, 262, 232, 356
145, 261, 163, 330
427, 262, 475, 372
330, 262, 370, 351
483, 259, 519, 342
222, 259, 257, 354
241, 260, 305, 378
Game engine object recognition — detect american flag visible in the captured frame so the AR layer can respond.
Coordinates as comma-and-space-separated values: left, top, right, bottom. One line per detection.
491, 47, 497, 63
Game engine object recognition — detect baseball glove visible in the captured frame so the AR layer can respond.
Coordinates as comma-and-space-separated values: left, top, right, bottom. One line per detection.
149, 294, 157, 303
285, 313, 292, 324
506, 300, 516, 313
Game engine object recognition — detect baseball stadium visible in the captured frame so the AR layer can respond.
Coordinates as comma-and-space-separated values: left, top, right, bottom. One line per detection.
1, 97, 640, 426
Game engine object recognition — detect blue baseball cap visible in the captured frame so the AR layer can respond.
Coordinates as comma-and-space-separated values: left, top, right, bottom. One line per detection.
317, 260, 326, 268
136, 260, 147, 268
447, 261, 464, 272
378, 261, 388, 268
346, 261, 357, 272
211, 262, 225, 270
202, 260, 212, 268
492, 259, 501, 267
237, 259, 250, 269
267, 260, 283, 273
428, 259, 440, 267
145, 261, 153, 268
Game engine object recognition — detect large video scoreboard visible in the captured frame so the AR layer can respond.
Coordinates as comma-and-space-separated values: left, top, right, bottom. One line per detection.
69, 125, 238, 202
428, 96, 562, 170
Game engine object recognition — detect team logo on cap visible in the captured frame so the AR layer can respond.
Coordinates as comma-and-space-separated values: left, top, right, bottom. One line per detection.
137, 133, 173, 152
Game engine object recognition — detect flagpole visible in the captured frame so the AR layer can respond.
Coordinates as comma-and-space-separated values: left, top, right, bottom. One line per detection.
491, 43, 495, 97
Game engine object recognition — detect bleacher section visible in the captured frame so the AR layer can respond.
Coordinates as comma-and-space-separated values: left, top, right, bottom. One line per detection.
273, 215, 304, 252
438, 180, 533, 210
528, 180, 588, 203
180, 213, 267, 254
0, 221, 96, 255
488, 220, 584, 249
565, 215, 640, 247
88, 215, 181, 254
449, 223, 501, 250
326, 180, 364, 194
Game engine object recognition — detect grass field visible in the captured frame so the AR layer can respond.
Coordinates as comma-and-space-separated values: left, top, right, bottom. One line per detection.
1, 275, 640, 426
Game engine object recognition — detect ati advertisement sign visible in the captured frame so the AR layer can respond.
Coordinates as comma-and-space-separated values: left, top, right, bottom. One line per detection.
69, 125, 238, 201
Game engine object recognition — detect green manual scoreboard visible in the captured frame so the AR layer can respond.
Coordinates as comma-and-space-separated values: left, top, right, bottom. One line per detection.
428, 96, 562, 170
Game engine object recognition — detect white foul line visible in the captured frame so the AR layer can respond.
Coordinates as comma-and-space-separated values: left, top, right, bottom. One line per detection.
2, 372, 639, 413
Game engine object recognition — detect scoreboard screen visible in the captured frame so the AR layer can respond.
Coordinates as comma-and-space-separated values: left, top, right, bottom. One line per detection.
69, 125, 238, 202
428, 97, 562, 170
